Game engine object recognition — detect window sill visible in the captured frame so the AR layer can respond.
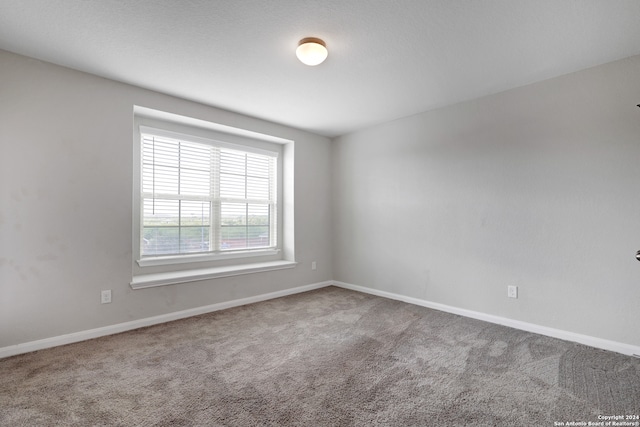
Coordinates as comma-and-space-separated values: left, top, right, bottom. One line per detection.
130, 260, 297, 289
137, 249, 281, 267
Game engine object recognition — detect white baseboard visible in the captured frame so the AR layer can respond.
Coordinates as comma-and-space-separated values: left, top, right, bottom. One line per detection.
333, 281, 640, 358
0, 281, 333, 359
4, 280, 638, 359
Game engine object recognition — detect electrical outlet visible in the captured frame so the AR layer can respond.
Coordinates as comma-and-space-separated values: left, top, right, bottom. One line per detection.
507, 286, 518, 299
311, 261, 317, 271
101, 290, 112, 304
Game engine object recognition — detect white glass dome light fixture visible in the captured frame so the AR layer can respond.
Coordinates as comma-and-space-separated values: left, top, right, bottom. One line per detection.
296, 37, 328, 66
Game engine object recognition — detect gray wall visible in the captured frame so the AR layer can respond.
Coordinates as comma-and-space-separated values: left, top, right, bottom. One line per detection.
3, 47, 640, 351
332, 55, 640, 347
0, 50, 333, 348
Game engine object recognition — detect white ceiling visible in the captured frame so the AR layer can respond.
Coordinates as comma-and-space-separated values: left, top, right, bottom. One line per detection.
1, 0, 640, 137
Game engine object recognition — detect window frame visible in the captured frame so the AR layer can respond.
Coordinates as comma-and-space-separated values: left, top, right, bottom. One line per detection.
131, 107, 295, 288
137, 126, 280, 265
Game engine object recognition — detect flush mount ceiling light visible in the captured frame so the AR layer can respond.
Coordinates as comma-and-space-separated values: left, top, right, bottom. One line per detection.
296, 37, 328, 66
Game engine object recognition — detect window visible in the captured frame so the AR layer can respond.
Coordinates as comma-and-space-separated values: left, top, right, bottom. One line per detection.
131, 108, 296, 289
140, 127, 277, 258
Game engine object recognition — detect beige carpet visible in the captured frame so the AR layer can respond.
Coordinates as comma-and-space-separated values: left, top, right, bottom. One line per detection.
1, 286, 639, 426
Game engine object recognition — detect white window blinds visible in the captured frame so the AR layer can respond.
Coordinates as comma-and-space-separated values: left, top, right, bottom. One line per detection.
140, 128, 277, 257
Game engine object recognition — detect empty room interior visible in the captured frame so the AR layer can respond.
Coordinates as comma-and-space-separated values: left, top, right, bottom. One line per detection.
1, 1, 640, 425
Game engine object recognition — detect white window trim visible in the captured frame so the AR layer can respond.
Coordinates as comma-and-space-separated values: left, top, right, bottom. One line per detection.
137, 125, 279, 265
137, 248, 281, 267
131, 106, 296, 288
131, 260, 297, 289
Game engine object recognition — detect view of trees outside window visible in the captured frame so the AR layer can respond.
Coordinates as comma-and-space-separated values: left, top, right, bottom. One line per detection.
141, 134, 276, 256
